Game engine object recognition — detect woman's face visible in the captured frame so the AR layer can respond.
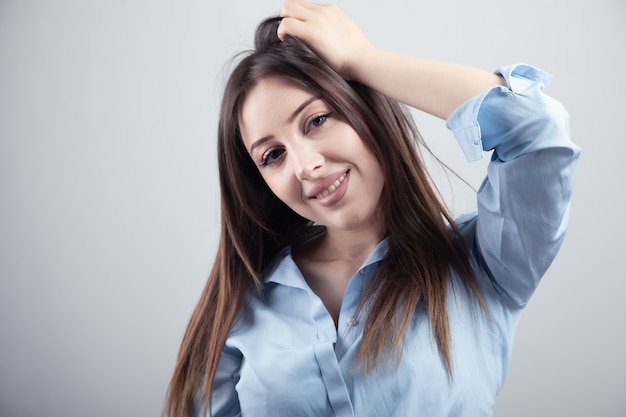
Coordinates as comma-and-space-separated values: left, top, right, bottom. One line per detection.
239, 76, 385, 234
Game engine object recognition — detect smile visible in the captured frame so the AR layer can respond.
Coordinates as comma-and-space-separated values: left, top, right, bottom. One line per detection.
315, 172, 348, 200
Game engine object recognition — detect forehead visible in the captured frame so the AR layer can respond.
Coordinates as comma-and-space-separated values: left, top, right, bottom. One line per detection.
242, 76, 312, 111
239, 76, 315, 128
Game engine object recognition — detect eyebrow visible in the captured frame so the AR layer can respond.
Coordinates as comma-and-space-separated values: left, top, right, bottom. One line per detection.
288, 96, 320, 124
248, 96, 321, 154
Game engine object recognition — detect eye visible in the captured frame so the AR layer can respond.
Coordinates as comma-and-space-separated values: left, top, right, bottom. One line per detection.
306, 112, 332, 133
260, 148, 285, 167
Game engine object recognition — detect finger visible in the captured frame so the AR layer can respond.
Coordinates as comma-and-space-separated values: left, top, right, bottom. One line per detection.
277, 16, 308, 41
280, 0, 313, 20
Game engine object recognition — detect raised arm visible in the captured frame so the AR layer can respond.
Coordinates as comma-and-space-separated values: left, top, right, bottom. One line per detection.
278, 0, 505, 119
279, 0, 581, 307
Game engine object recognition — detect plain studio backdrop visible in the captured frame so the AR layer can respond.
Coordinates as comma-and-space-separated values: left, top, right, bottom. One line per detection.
1, 0, 624, 416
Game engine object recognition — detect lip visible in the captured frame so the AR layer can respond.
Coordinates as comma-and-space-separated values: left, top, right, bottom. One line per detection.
306, 169, 350, 207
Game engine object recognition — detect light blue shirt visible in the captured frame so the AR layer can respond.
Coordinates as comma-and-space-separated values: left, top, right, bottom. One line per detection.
201, 64, 581, 417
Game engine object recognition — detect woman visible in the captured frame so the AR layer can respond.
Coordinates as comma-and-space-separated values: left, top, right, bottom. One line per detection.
164, 1, 580, 416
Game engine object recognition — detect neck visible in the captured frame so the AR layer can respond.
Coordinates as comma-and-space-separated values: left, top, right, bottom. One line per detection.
295, 214, 385, 268
293, 212, 386, 265
322, 227, 384, 262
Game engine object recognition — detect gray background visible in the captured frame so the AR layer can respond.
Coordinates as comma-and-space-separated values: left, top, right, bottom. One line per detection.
1, 0, 624, 416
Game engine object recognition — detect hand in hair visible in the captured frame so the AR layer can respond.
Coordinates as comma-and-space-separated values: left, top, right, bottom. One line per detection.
277, 0, 373, 80
278, 0, 504, 120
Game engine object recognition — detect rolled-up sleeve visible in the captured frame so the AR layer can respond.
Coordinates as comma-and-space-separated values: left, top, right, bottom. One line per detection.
447, 64, 581, 308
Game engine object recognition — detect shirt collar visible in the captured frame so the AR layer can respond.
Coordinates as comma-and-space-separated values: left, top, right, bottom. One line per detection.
262, 237, 389, 288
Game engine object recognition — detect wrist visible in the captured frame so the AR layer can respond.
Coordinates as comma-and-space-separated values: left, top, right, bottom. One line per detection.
346, 44, 380, 84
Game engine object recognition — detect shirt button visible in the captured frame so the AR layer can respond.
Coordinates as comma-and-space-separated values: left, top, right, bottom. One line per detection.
347, 317, 357, 326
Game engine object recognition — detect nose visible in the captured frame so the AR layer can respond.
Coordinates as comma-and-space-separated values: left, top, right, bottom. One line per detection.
292, 142, 324, 181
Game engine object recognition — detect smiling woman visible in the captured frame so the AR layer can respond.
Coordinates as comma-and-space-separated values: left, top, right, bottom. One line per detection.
240, 76, 385, 236
239, 75, 386, 324
162, 1, 580, 416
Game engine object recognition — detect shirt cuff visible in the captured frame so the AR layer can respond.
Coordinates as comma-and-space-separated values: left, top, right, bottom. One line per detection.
445, 63, 553, 162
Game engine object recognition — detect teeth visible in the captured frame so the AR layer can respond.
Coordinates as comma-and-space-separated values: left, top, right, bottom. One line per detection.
315, 173, 346, 199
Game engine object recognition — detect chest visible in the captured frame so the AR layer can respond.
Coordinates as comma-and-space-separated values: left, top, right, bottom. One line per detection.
226, 272, 514, 417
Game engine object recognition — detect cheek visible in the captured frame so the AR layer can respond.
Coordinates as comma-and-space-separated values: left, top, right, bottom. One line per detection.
262, 172, 300, 204
347, 134, 381, 175
341, 127, 374, 160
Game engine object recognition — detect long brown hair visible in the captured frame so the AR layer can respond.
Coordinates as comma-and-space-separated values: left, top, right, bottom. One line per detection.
164, 16, 485, 417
